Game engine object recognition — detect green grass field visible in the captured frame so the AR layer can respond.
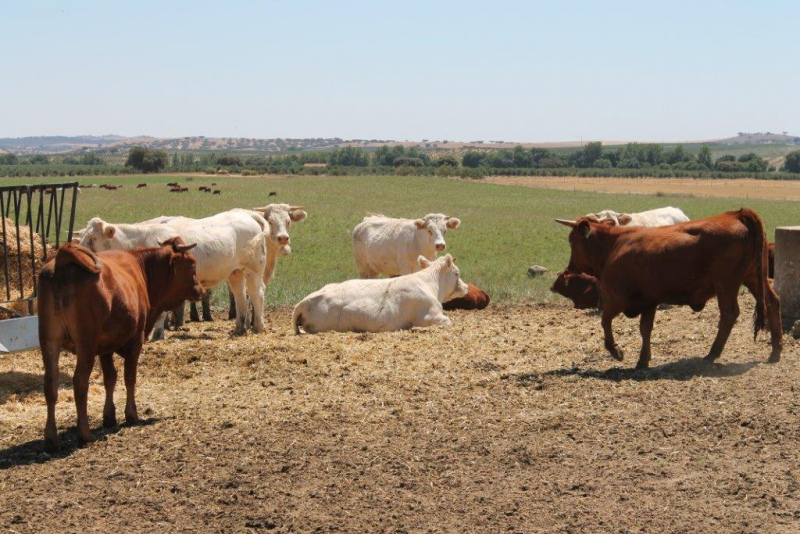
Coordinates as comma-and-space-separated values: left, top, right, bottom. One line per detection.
10, 174, 800, 306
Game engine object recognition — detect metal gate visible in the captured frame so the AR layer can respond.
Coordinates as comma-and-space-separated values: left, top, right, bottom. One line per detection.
0, 182, 79, 352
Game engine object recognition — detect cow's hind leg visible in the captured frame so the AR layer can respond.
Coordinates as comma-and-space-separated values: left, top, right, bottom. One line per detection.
766, 284, 783, 363
245, 270, 266, 333
99, 353, 118, 428
228, 286, 237, 320
202, 292, 213, 322
601, 302, 625, 361
228, 270, 249, 335
706, 290, 740, 362
73, 345, 98, 445
172, 302, 185, 328
122, 346, 143, 425
636, 306, 657, 369
189, 301, 200, 322
40, 338, 62, 452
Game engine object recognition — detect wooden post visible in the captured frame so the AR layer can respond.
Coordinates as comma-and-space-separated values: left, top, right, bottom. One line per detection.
774, 226, 800, 329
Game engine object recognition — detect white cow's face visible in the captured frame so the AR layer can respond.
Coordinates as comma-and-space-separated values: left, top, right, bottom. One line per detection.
419, 254, 468, 300
256, 204, 307, 254
414, 213, 460, 253
78, 217, 119, 252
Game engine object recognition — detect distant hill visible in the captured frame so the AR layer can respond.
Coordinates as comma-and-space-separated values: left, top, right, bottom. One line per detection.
0, 132, 797, 155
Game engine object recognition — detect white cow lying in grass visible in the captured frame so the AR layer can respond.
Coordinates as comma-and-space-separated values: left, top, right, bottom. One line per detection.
352, 213, 460, 278
584, 207, 689, 227
78, 209, 269, 338
293, 254, 468, 334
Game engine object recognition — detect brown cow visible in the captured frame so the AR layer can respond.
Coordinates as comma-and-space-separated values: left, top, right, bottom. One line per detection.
38, 238, 204, 451
179, 187, 189, 193
213, 189, 221, 195
443, 283, 490, 311
551, 270, 600, 309
137, 183, 147, 188
167, 182, 179, 187
555, 208, 782, 369
170, 187, 181, 193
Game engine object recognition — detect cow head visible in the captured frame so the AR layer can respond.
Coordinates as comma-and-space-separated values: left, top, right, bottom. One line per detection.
414, 213, 460, 253
550, 270, 600, 309
160, 237, 204, 306
252, 204, 307, 255
419, 254, 469, 302
554, 217, 612, 277
78, 217, 124, 251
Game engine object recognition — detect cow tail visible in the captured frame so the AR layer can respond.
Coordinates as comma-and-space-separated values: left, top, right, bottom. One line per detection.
292, 306, 303, 335
55, 243, 102, 275
743, 210, 768, 338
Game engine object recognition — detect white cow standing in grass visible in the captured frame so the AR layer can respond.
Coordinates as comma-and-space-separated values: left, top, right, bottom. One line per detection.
584, 207, 689, 227
78, 209, 269, 338
352, 213, 460, 278
293, 254, 468, 334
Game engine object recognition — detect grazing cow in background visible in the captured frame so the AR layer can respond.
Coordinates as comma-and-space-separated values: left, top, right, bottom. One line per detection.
167, 182, 178, 187
38, 238, 203, 451
170, 187, 181, 193
268, 191, 277, 197
551, 271, 600, 310
584, 207, 689, 227
137, 183, 147, 188
555, 209, 782, 368
442, 283, 490, 311
179, 187, 189, 193
213, 189, 221, 195
293, 254, 468, 334
78, 209, 269, 338
353, 213, 461, 278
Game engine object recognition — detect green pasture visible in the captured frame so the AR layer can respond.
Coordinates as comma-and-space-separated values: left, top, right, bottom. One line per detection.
8, 174, 799, 306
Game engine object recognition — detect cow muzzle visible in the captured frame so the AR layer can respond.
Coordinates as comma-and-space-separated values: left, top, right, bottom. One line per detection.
277, 235, 290, 245
435, 243, 446, 252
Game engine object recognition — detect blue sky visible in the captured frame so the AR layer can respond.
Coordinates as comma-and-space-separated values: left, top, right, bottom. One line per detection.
2, 1, 798, 141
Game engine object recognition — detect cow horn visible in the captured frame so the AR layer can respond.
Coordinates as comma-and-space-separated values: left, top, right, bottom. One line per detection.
252, 206, 267, 212
175, 243, 197, 253
554, 218, 577, 228
289, 205, 305, 211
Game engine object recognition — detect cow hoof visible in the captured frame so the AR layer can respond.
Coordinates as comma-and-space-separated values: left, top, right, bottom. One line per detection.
768, 351, 781, 364
77, 434, 96, 447
103, 415, 118, 428
703, 353, 719, 363
43, 437, 60, 453
151, 329, 164, 341
125, 414, 142, 425
609, 346, 624, 361
635, 361, 650, 370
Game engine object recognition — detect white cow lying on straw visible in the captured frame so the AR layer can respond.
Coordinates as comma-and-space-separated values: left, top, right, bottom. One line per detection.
293, 254, 468, 334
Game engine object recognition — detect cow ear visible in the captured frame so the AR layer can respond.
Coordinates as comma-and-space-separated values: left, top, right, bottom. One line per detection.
578, 220, 592, 239
445, 217, 460, 230
414, 219, 426, 230
290, 209, 307, 222
444, 254, 454, 267
103, 225, 116, 239
418, 255, 432, 269
618, 214, 632, 225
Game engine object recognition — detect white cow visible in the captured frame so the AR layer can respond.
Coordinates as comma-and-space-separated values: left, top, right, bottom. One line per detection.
78, 209, 269, 338
293, 254, 468, 334
584, 207, 689, 227
352, 213, 461, 278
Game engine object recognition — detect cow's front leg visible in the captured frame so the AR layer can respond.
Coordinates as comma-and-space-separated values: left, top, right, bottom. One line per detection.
202, 292, 213, 322
245, 271, 266, 333
601, 305, 624, 361
73, 348, 98, 444
706, 291, 739, 362
189, 301, 200, 322
123, 349, 142, 425
636, 306, 657, 369
99, 353, 118, 428
228, 270, 249, 335
419, 310, 452, 328
151, 313, 167, 341
172, 302, 185, 328
228, 286, 237, 320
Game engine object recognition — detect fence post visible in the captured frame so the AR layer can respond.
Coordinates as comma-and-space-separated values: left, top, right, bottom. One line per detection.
774, 226, 800, 330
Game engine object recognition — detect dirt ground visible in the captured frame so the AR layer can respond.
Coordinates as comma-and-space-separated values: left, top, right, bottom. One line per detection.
1, 300, 798, 533
483, 176, 800, 201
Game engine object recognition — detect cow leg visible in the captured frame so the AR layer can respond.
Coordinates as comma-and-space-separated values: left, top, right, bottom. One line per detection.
245, 271, 266, 333
228, 270, 249, 335
189, 301, 200, 322
228, 287, 237, 320
172, 302, 185, 328
705, 291, 740, 362
151, 313, 167, 341
636, 306, 657, 369
419, 312, 452, 328
766, 285, 783, 363
73, 347, 98, 445
202, 292, 213, 322
601, 304, 624, 361
123, 349, 142, 425
41, 338, 62, 452
99, 353, 118, 428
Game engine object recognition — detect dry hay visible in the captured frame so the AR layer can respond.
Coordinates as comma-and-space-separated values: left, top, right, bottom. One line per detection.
0, 217, 46, 312
0, 299, 798, 532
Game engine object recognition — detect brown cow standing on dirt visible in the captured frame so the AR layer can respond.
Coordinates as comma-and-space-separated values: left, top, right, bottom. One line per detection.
555, 209, 782, 369
38, 238, 204, 451
443, 283, 491, 311
551, 271, 600, 310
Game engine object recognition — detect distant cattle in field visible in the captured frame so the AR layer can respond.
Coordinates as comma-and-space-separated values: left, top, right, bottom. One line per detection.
555, 209, 782, 368
105, 185, 119, 191
268, 191, 277, 197
551, 271, 600, 310
211, 182, 217, 186
443, 283, 490, 311
213, 189, 221, 195
170, 187, 181, 193
293, 254, 468, 334
180, 187, 189, 193
199, 186, 208, 192
353, 213, 461, 278
584, 207, 689, 227
167, 182, 179, 187
38, 238, 203, 451
137, 183, 147, 188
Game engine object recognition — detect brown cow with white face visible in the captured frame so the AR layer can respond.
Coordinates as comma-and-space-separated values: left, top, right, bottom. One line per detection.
38, 238, 204, 451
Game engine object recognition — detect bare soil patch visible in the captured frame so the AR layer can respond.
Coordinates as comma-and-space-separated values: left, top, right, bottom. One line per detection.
484, 176, 800, 201
1, 300, 798, 532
